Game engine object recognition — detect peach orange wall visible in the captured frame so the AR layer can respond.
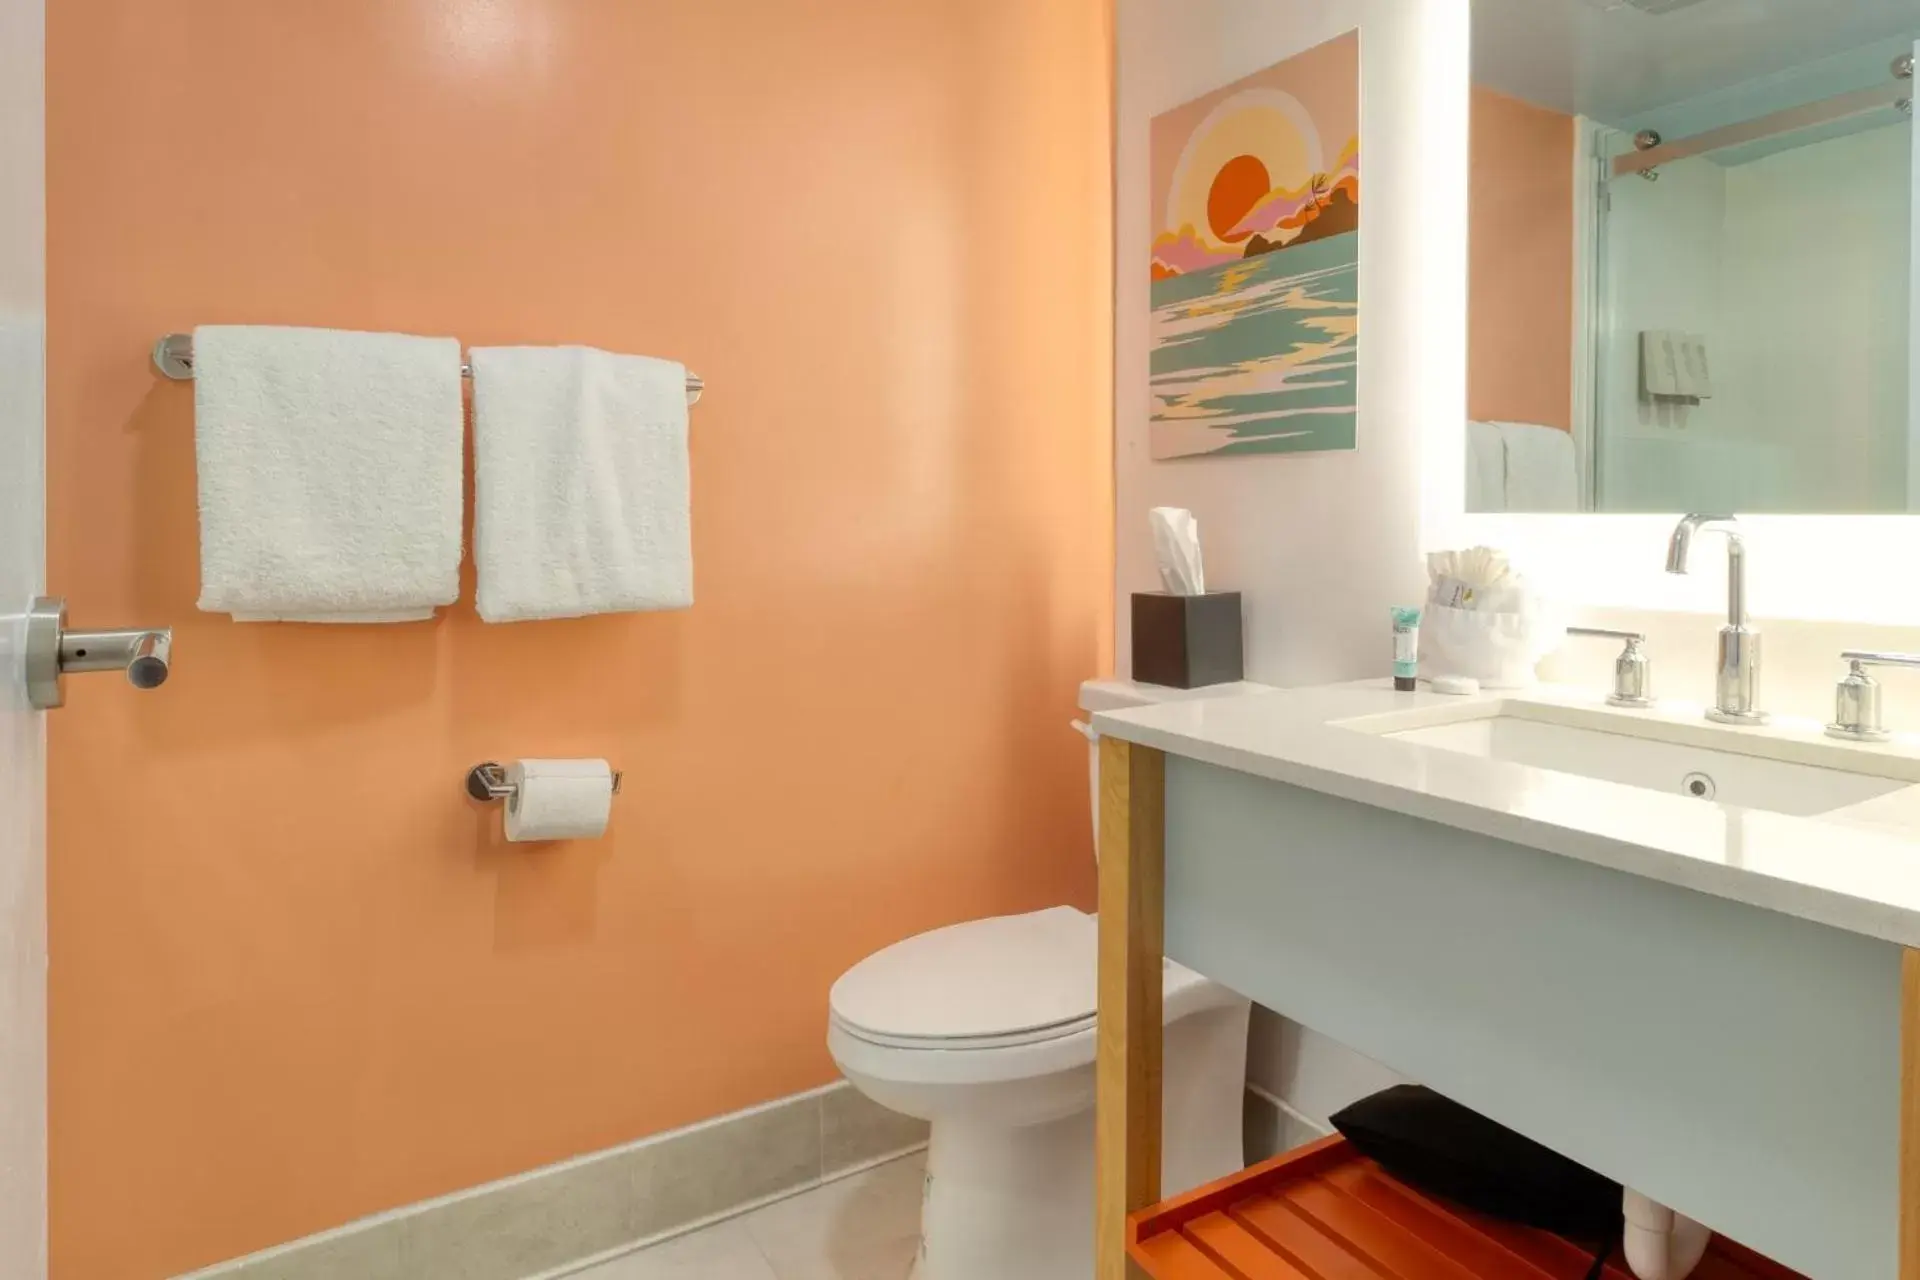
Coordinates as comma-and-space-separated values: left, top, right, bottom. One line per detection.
45, 3, 1113, 1276
1469, 86, 1575, 431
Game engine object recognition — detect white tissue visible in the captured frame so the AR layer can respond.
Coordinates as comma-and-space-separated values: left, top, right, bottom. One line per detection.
504, 759, 615, 843
1426, 546, 1513, 588
1427, 547, 1520, 609
1149, 507, 1206, 596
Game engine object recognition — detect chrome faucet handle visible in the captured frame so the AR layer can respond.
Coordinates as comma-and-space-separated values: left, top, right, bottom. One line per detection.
23, 596, 173, 711
1826, 651, 1920, 741
1567, 627, 1652, 708
1571, 628, 1652, 708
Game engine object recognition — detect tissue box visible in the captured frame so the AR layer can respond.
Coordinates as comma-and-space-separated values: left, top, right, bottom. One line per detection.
1131, 592, 1244, 689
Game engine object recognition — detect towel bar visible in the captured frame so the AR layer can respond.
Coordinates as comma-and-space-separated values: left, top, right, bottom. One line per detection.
152, 333, 705, 406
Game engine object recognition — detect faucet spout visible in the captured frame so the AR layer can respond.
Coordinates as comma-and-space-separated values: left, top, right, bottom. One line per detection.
1665, 514, 1744, 627
1663, 519, 1700, 575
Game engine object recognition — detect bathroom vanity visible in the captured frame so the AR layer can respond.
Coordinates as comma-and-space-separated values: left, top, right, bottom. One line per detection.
1091, 682, 1920, 1280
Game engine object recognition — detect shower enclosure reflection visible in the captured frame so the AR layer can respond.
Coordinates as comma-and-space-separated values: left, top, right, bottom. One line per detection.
1469, 0, 1919, 514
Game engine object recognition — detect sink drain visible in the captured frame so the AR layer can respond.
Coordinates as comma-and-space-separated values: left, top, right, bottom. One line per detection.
1682, 772, 1715, 800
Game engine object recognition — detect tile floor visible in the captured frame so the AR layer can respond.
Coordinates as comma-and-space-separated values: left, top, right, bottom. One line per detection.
570, 1151, 925, 1280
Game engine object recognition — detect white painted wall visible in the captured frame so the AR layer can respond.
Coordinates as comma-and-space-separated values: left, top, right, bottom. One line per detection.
1117, 0, 1465, 1119
0, 1, 45, 1276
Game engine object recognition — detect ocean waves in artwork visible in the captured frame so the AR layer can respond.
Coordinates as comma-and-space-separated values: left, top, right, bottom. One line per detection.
1149, 230, 1358, 459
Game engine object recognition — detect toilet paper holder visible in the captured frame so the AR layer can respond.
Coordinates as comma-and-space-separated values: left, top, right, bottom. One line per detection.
465, 761, 623, 810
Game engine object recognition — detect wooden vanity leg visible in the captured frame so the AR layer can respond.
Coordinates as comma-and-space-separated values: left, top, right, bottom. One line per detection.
1096, 737, 1166, 1280
1903, 949, 1920, 1279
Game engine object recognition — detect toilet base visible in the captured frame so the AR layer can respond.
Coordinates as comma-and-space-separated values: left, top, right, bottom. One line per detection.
911, 1002, 1248, 1280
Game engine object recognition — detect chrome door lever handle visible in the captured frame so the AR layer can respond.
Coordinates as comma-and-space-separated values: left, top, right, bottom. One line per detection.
24, 596, 173, 711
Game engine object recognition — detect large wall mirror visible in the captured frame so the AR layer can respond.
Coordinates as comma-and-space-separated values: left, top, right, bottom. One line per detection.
1470, 0, 1920, 514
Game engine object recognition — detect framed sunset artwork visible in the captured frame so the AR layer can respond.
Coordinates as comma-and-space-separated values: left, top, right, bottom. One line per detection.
1149, 32, 1360, 460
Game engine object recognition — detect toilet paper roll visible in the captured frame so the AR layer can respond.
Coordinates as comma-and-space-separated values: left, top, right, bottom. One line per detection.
504, 759, 614, 843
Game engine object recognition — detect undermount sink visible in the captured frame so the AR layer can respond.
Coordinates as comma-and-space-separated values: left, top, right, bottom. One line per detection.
1347, 702, 1914, 818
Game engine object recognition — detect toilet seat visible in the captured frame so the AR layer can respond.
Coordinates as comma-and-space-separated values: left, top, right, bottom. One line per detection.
830, 907, 1102, 1050
835, 1014, 1096, 1052
828, 906, 1229, 1054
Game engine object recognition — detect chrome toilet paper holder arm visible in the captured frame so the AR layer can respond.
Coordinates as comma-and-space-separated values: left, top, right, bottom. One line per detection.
465, 762, 624, 808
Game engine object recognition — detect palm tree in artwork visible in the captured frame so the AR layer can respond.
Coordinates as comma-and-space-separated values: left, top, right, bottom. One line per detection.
1308, 173, 1332, 209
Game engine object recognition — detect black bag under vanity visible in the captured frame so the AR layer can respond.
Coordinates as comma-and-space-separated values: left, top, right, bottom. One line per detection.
1331, 1085, 1622, 1276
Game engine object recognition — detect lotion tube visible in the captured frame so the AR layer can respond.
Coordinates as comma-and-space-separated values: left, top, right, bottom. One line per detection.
1391, 606, 1421, 692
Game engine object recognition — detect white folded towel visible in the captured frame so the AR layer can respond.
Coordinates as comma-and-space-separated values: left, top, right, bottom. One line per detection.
468, 345, 693, 623
1494, 420, 1580, 512
192, 325, 465, 622
1466, 420, 1508, 510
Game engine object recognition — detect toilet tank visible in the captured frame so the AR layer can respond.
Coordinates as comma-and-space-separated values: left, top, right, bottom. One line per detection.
1074, 679, 1269, 862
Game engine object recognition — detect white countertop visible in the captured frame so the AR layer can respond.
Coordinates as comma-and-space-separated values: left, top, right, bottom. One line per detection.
1091, 680, 1920, 948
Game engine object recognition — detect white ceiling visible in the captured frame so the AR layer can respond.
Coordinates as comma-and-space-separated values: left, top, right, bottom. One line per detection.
1474, 0, 1920, 123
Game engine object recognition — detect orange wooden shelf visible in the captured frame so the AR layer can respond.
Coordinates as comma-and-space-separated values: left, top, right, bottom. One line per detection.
1128, 1137, 1805, 1280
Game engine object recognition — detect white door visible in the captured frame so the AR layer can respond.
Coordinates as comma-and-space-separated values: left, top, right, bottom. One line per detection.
0, 1, 46, 1276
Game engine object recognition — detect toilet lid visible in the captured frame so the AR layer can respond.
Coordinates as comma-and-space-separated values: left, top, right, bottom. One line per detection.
829, 907, 1099, 1044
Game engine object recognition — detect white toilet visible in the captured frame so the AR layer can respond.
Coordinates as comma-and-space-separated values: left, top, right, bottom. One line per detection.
827, 693, 1251, 1280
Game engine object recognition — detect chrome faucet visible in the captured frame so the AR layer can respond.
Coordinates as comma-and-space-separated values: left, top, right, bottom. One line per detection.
1665, 514, 1765, 724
